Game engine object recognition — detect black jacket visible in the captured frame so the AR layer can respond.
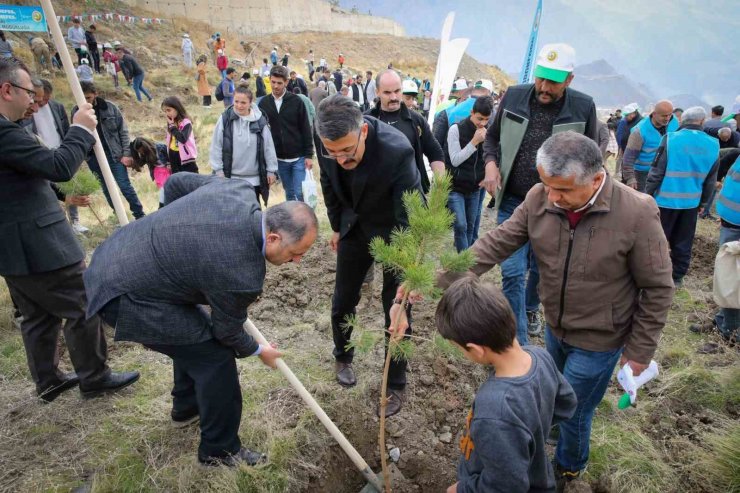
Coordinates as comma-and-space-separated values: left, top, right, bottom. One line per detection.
287, 77, 308, 96
258, 92, 313, 160
119, 53, 143, 80
255, 76, 266, 98
0, 117, 95, 276
445, 118, 485, 194
366, 101, 444, 193
316, 116, 422, 241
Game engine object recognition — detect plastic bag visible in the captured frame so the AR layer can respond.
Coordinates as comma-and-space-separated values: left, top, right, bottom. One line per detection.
713, 240, 740, 309
301, 170, 318, 209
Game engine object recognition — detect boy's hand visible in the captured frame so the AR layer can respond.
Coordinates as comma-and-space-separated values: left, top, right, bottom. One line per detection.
446, 483, 458, 493
388, 302, 409, 336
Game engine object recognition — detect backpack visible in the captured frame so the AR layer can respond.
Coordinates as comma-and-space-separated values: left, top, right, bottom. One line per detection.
215, 80, 225, 101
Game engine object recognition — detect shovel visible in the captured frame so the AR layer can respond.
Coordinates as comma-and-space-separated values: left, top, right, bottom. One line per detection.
245, 320, 384, 492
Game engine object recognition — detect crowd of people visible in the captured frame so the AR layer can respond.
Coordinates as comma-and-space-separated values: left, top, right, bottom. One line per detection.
1, 22, 739, 493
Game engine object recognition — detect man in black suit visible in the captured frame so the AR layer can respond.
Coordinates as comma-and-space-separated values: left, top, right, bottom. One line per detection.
315, 94, 423, 417
84, 174, 318, 466
0, 57, 139, 403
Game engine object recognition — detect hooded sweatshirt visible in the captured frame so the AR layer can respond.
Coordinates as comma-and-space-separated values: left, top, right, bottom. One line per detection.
209, 104, 278, 185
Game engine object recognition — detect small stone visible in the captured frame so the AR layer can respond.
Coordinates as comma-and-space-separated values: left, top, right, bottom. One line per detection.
435, 408, 447, 425
441, 425, 451, 433
438, 432, 453, 443
420, 374, 435, 386
389, 447, 401, 463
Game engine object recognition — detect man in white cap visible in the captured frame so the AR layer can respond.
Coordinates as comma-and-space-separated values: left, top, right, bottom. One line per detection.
479, 42, 597, 348
181, 34, 193, 68
615, 103, 642, 179
401, 78, 419, 110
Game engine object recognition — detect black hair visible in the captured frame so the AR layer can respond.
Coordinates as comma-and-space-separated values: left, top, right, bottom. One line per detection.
435, 278, 517, 353
241, 72, 251, 80
80, 80, 96, 94
226, 67, 236, 75
472, 96, 494, 116
712, 105, 724, 116
161, 96, 189, 122
129, 136, 158, 172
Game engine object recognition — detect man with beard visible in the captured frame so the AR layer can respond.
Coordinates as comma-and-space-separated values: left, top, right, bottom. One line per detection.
479, 43, 597, 345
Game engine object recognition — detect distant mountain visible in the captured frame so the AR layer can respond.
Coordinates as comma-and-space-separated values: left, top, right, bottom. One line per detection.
668, 94, 710, 111
569, 59, 654, 109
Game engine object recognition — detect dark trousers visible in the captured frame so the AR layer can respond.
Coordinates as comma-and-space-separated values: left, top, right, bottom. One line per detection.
99, 297, 242, 460
89, 48, 101, 73
88, 155, 145, 219
331, 229, 411, 390
659, 207, 698, 281
3, 261, 110, 392
149, 341, 242, 459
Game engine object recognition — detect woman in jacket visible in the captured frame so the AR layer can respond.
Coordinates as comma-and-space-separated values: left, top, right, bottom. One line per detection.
209, 85, 278, 206
196, 54, 212, 107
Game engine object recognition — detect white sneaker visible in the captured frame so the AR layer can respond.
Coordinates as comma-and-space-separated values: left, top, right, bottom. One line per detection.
72, 220, 90, 235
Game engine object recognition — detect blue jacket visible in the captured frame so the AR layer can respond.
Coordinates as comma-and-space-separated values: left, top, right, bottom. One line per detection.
84, 174, 264, 356
717, 156, 740, 226
645, 125, 719, 209
630, 116, 679, 172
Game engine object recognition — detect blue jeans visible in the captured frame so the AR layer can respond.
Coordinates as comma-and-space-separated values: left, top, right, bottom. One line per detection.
715, 225, 740, 339
88, 156, 145, 218
525, 250, 541, 312
497, 194, 539, 345
545, 327, 622, 472
447, 188, 486, 252
132, 73, 152, 102
278, 158, 306, 201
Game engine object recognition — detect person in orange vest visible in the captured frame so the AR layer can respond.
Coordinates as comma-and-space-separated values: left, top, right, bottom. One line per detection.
338, 53, 345, 69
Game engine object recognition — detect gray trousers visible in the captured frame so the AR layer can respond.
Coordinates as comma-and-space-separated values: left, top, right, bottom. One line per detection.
4, 261, 110, 392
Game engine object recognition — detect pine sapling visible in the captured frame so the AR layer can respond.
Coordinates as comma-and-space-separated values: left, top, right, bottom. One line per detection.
347, 173, 475, 491
55, 167, 107, 230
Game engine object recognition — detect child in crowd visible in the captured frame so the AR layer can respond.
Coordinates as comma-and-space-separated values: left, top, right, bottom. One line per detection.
102, 43, 119, 89
130, 136, 170, 208
161, 96, 199, 174
76, 58, 93, 82
435, 278, 577, 493
216, 49, 228, 79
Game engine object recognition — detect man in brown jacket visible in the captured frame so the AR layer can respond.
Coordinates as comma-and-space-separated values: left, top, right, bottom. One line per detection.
394, 131, 673, 488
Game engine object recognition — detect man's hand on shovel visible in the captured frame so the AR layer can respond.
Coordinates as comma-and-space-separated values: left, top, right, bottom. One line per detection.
257, 343, 282, 369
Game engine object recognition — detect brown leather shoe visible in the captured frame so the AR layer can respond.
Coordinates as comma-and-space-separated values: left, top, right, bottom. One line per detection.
335, 361, 357, 387
378, 389, 405, 418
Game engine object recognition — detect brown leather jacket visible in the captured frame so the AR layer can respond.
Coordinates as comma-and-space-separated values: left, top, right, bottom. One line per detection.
440, 177, 674, 363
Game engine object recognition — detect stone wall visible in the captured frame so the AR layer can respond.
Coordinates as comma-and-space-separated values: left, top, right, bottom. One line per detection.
123, 0, 405, 37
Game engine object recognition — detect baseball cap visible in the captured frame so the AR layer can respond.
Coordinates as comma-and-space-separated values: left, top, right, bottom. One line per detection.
474, 79, 494, 92
452, 78, 467, 92
622, 103, 640, 115
402, 79, 419, 95
183, 33, 189, 38
533, 43, 575, 83
81, 58, 89, 64
103, 42, 112, 49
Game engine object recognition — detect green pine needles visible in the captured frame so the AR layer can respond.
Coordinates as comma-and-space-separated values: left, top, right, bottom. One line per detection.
55, 167, 101, 197
347, 172, 476, 492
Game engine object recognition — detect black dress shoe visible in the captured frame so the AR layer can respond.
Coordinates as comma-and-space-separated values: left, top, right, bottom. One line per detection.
335, 361, 357, 387
199, 447, 267, 467
80, 371, 140, 399
171, 408, 200, 428
38, 372, 80, 403
377, 389, 405, 418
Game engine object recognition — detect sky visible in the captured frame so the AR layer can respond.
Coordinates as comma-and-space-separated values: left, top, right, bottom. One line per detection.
338, 0, 738, 108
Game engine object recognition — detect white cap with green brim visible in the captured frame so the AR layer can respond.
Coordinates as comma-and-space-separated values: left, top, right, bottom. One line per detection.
533, 43, 575, 83
622, 103, 640, 115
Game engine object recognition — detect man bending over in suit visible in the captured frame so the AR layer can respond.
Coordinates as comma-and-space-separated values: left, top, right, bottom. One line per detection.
315, 94, 423, 417
84, 173, 318, 467
0, 57, 139, 403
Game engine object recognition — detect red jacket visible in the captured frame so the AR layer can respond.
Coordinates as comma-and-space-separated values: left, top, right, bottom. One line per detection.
217, 55, 228, 71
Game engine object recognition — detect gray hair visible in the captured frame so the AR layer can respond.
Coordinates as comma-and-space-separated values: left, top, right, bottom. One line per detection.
264, 201, 318, 245
681, 106, 706, 125
316, 94, 363, 141
718, 127, 732, 138
30, 77, 43, 89
536, 131, 604, 184
317, 80, 326, 88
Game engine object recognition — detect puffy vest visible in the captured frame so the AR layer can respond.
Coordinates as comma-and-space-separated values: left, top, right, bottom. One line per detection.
631, 116, 679, 172
445, 118, 485, 194
717, 156, 740, 226
655, 129, 718, 209
164, 118, 198, 165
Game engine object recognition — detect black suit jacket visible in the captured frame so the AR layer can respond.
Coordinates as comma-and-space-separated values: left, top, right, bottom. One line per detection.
0, 117, 94, 276
316, 116, 422, 241
84, 174, 263, 356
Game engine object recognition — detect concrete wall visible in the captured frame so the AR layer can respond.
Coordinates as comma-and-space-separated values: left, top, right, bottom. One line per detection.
123, 0, 405, 37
